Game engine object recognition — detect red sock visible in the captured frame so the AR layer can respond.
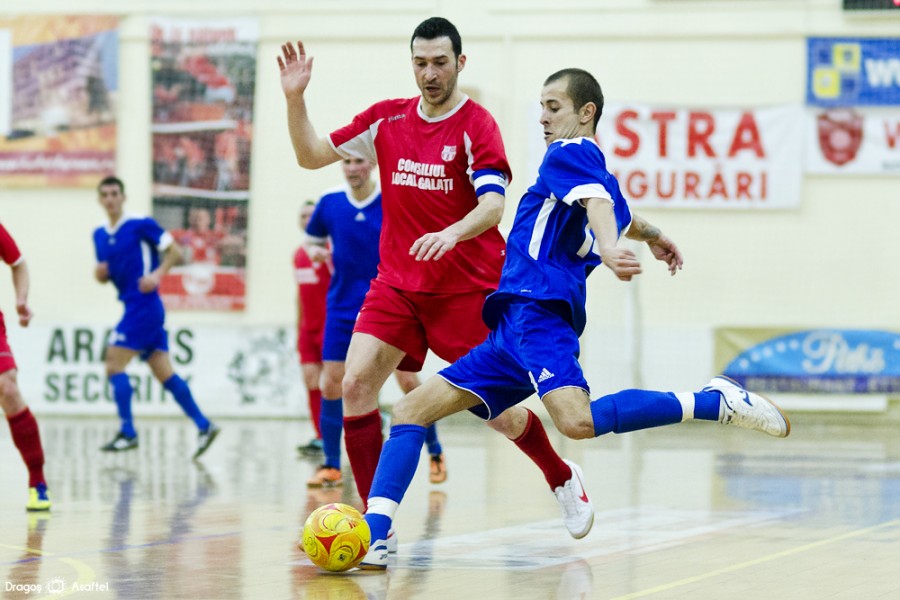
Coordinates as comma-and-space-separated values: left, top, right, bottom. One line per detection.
343, 409, 383, 507
512, 409, 571, 490
8, 408, 46, 488
308, 389, 323, 439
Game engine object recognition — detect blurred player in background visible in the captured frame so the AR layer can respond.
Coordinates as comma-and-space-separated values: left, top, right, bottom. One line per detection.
294, 199, 330, 459
0, 222, 51, 511
357, 68, 791, 567
93, 175, 220, 459
303, 158, 447, 488
278, 16, 588, 536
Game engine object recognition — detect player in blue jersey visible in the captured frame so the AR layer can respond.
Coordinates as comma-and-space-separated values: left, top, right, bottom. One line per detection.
355, 68, 791, 569
93, 176, 220, 458
304, 158, 447, 488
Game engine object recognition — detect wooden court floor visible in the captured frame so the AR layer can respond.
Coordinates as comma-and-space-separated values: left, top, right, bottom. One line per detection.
2, 411, 899, 599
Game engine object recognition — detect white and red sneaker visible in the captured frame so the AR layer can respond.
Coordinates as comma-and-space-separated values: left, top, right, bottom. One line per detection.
553, 460, 594, 539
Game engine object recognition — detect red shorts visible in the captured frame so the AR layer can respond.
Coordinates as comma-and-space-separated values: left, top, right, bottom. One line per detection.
353, 277, 492, 372
298, 326, 324, 364
0, 314, 16, 374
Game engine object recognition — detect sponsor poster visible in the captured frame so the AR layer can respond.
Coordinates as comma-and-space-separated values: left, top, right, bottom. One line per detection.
807, 37, 900, 107
806, 107, 900, 173
0, 16, 118, 187
9, 323, 305, 418
529, 104, 804, 209
715, 328, 900, 394
150, 18, 257, 311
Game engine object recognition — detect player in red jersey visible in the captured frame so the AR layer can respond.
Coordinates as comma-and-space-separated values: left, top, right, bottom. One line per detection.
278, 17, 593, 538
0, 222, 51, 511
294, 199, 331, 458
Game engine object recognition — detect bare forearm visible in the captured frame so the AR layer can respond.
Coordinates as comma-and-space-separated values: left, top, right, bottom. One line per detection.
625, 213, 661, 243
447, 193, 504, 242
585, 199, 619, 251
157, 243, 182, 275
286, 95, 339, 169
11, 261, 29, 306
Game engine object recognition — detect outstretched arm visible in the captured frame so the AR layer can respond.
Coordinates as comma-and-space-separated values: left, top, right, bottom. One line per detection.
277, 40, 342, 169
409, 191, 504, 261
625, 213, 683, 276
10, 260, 32, 327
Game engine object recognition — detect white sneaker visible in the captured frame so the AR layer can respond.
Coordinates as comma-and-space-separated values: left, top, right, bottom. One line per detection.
358, 538, 389, 570
386, 528, 397, 553
553, 460, 594, 539
704, 376, 791, 438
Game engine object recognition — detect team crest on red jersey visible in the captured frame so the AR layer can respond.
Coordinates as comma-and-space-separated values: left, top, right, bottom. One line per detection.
441, 145, 457, 161
816, 109, 863, 167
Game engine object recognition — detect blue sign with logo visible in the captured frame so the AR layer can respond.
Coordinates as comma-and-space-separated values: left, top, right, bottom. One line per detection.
723, 329, 900, 393
807, 37, 900, 106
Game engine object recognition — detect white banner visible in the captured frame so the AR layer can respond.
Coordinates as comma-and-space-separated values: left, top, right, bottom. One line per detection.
806, 107, 900, 174
8, 323, 307, 418
529, 103, 804, 209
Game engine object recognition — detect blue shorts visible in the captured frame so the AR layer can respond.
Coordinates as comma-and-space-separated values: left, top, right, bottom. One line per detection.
322, 313, 356, 362
109, 296, 169, 361
438, 300, 589, 420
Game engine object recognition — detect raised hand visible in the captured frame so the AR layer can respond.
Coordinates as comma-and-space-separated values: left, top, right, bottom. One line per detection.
277, 40, 314, 99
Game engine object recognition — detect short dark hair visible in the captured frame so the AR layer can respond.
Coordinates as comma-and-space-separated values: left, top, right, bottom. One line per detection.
544, 68, 604, 130
98, 175, 125, 194
410, 17, 462, 58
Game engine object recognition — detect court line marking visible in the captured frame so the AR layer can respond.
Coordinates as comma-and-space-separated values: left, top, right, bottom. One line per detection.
609, 518, 900, 600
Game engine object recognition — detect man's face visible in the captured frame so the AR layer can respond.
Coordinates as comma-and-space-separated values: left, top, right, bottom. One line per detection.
342, 158, 373, 191
411, 36, 463, 109
188, 208, 211, 232
299, 204, 315, 230
539, 77, 584, 147
98, 184, 125, 219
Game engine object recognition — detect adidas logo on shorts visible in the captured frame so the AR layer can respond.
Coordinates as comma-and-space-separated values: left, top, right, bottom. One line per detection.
537, 368, 555, 383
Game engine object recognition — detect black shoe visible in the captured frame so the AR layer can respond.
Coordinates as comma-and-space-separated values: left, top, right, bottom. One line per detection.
194, 423, 221, 459
296, 438, 324, 458
100, 432, 138, 452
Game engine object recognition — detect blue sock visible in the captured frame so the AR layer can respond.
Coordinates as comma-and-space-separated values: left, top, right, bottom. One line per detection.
365, 424, 427, 541
320, 397, 343, 469
590, 389, 685, 436
109, 373, 136, 438
365, 513, 393, 546
163, 375, 210, 432
424, 423, 442, 456
694, 391, 722, 421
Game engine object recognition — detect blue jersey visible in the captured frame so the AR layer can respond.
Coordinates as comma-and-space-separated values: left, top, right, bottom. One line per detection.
306, 186, 382, 318
93, 215, 173, 306
483, 137, 632, 335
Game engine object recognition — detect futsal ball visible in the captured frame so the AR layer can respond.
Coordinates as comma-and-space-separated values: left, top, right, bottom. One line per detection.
301, 503, 371, 572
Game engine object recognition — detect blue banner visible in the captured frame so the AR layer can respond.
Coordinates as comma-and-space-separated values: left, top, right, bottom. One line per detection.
807, 37, 900, 107
719, 329, 900, 394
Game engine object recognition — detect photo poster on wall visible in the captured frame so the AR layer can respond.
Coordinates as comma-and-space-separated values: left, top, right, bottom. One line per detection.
149, 17, 258, 311
806, 37, 900, 175
0, 15, 119, 187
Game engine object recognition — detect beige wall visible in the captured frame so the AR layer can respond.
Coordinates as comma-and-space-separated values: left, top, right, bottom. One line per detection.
0, 0, 897, 396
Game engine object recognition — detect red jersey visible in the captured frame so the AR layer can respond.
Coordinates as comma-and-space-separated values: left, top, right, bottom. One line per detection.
172, 229, 224, 264
294, 246, 330, 332
0, 223, 23, 319
329, 96, 510, 293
